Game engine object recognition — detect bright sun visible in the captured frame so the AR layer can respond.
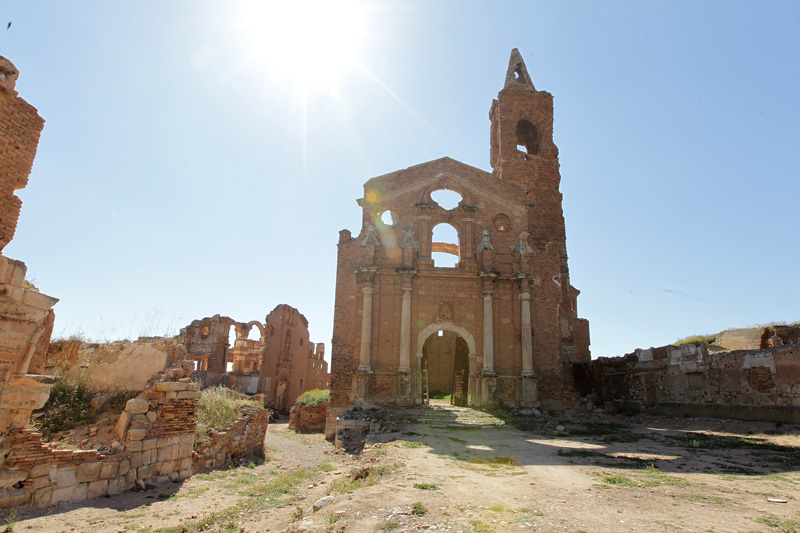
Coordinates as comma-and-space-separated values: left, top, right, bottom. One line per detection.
238, 0, 365, 93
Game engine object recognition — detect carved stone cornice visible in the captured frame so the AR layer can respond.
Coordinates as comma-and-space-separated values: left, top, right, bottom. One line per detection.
353, 266, 378, 284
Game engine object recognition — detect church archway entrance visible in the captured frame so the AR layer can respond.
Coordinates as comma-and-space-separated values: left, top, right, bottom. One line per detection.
421, 330, 470, 406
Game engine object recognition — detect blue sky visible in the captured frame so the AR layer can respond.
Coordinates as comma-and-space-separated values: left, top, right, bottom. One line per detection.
2, 1, 798, 359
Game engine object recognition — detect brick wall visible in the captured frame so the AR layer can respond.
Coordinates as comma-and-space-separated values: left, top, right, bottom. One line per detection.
586, 342, 800, 420
0, 57, 44, 252
0, 361, 199, 509
289, 401, 328, 433
193, 408, 269, 472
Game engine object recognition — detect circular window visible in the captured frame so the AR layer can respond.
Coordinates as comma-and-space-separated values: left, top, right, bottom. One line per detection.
493, 213, 511, 232
379, 210, 396, 226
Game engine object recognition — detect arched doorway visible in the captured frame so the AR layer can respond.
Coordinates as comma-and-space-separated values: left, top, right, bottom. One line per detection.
422, 331, 469, 406
416, 323, 476, 406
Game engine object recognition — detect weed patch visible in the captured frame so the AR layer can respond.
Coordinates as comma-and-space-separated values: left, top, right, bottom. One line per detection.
665, 433, 800, 466
396, 440, 425, 449
195, 386, 264, 451
755, 514, 800, 532
296, 389, 330, 407
468, 456, 519, 466
569, 423, 645, 443
411, 502, 428, 515
602, 475, 637, 486
327, 465, 394, 494
33, 381, 96, 436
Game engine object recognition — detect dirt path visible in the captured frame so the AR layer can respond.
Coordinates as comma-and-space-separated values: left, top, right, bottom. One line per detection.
7, 409, 800, 532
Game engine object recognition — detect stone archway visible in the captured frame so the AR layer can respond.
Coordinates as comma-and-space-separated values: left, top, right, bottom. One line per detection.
416, 322, 477, 404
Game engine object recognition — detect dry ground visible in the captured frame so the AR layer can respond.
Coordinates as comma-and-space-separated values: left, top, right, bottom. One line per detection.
6, 407, 800, 533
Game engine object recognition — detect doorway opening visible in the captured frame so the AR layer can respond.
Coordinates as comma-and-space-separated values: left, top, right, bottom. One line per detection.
421, 330, 470, 406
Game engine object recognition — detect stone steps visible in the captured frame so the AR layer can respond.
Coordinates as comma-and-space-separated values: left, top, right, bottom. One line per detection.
401, 404, 506, 430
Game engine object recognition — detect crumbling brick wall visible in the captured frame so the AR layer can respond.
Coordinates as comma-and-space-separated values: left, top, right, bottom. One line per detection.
0, 57, 44, 252
0, 361, 199, 509
179, 314, 236, 374
0, 57, 57, 432
587, 342, 800, 419
259, 304, 329, 411
289, 401, 328, 433
193, 408, 269, 472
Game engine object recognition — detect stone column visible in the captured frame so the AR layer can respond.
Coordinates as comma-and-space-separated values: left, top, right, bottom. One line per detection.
416, 203, 434, 267
398, 286, 412, 373
358, 285, 374, 372
482, 288, 496, 376
520, 291, 534, 377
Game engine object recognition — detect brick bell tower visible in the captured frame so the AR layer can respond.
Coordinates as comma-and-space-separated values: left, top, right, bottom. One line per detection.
489, 48, 565, 248
489, 49, 589, 407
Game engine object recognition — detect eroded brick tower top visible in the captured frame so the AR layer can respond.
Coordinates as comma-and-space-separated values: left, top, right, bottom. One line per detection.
490, 49, 564, 248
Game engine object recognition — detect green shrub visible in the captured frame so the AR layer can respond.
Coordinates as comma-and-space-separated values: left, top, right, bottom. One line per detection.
109, 390, 138, 411
33, 381, 96, 435
674, 334, 716, 346
296, 389, 330, 407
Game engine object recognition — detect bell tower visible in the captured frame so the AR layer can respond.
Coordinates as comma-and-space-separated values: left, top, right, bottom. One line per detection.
490, 48, 565, 246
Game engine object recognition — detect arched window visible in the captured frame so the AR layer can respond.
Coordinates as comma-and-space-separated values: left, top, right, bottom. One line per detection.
228, 325, 237, 347
431, 223, 459, 268
430, 189, 463, 210
247, 325, 261, 341
516, 120, 539, 155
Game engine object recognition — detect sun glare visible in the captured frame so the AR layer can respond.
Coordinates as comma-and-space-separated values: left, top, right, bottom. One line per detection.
239, 0, 365, 93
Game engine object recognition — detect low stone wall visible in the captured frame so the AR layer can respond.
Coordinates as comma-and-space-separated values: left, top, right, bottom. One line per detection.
289, 402, 328, 433
0, 361, 199, 508
586, 342, 800, 422
193, 408, 269, 471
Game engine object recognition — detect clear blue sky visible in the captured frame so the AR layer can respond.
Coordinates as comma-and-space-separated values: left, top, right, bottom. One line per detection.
2, 1, 798, 359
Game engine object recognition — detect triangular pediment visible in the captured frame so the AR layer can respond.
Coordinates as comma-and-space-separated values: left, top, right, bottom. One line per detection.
363, 157, 527, 212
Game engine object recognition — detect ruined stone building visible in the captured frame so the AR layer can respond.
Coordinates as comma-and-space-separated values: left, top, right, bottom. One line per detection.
0, 56, 58, 435
180, 305, 328, 409
330, 50, 590, 416
582, 341, 800, 423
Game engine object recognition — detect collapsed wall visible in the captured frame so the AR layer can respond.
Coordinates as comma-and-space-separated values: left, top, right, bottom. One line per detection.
0, 361, 198, 508
46, 341, 189, 391
584, 342, 800, 423
715, 325, 800, 351
0, 57, 270, 509
180, 307, 329, 411
0, 358, 271, 509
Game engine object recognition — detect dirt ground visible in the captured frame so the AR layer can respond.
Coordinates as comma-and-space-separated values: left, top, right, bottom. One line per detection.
6, 406, 800, 533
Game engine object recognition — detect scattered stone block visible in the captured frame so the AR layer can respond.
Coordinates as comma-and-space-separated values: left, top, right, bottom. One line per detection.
126, 428, 147, 441
125, 398, 149, 414
313, 495, 335, 511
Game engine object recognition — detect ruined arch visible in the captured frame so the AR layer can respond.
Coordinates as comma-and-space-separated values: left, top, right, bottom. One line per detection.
415, 322, 476, 364
420, 179, 475, 208
431, 222, 459, 267
246, 320, 266, 341
416, 322, 476, 405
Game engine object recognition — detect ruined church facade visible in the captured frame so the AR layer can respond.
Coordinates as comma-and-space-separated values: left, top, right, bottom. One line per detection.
330, 50, 590, 413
